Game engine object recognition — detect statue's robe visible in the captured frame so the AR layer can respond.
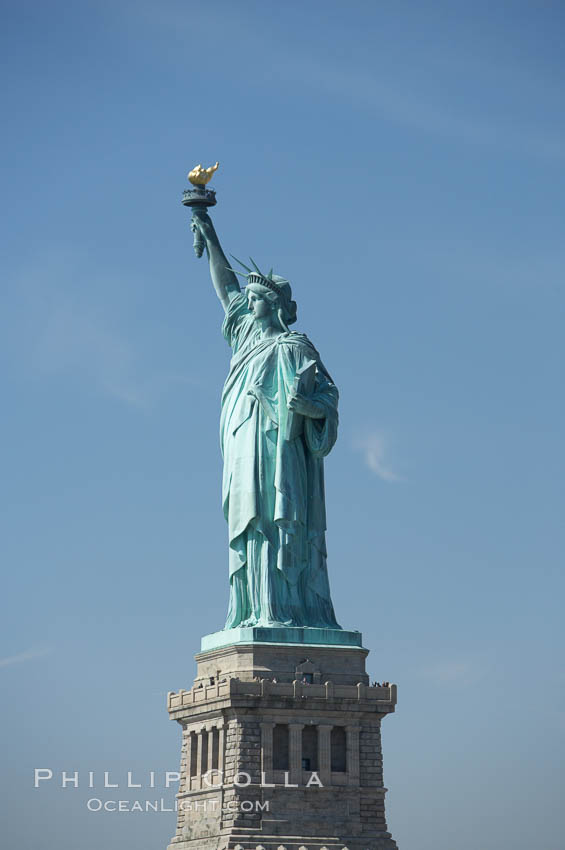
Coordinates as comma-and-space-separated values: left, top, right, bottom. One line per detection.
220, 292, 341, 629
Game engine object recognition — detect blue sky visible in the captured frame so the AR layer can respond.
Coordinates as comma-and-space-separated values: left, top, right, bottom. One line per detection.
1, 1, 564, 848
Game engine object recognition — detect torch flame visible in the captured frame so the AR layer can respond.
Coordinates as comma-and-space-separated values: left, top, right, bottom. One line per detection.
188, 162, 219, 186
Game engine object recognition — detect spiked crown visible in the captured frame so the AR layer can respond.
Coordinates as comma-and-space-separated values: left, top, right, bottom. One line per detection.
227, 256, 290, 294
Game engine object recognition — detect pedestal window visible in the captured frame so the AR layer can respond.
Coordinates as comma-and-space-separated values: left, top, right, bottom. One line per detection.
302, 725, 318, 771
272, 723, 289, 770
211, 728, 219, 771
200, 730, 208, 773
189, 732, 198, 776
330, 725, 346, 772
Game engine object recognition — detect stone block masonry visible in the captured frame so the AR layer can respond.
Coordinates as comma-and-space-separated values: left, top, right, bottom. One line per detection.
166, 642, 398, 850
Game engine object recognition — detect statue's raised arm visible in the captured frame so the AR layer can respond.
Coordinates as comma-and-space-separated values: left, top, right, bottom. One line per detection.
182, 162, 239, 311
191, 211, 240, 311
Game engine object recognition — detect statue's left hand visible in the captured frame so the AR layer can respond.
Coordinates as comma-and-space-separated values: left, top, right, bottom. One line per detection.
287, 391, 325, 419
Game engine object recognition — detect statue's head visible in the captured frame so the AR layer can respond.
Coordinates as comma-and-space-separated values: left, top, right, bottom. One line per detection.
228, 258, 297, 331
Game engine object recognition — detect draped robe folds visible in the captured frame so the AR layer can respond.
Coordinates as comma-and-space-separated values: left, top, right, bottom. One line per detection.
220, 292, 341, 630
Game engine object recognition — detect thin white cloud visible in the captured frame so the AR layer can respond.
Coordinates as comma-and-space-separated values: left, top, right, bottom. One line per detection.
0, 646, 53, 669
36, 300, 194, 408
7, 246, 196, 408
353, 429, 401, 482
37, 298, 140, 404
126, 2, 565, 161
277, 58, 565, 161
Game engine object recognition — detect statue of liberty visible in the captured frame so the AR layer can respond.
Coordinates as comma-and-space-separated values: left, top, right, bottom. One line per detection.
190, 202, 341, 633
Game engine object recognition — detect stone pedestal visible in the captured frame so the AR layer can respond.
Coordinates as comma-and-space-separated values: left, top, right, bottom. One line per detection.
166, 640, 398, 850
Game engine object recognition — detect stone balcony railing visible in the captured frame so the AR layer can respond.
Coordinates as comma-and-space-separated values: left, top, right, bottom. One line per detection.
168, 678, 396, 711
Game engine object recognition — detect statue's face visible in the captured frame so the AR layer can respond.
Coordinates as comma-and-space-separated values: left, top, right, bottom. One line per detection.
247, 289, 272, 320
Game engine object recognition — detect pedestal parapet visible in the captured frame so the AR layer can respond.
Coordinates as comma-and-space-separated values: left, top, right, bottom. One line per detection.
166, 642, 398, 850
168, 677, 397, 717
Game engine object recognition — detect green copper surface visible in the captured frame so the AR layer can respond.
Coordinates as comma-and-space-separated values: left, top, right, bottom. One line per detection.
201, 627, 362, 653
190, 210, 343, 636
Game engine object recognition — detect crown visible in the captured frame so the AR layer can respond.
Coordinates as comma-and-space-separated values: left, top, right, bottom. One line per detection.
226, 257, 289, 295
245, 272, 281, 295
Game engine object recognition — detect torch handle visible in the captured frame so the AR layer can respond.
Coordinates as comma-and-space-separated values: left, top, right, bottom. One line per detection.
193, 228, 205, 259
190, 205, 208, 259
